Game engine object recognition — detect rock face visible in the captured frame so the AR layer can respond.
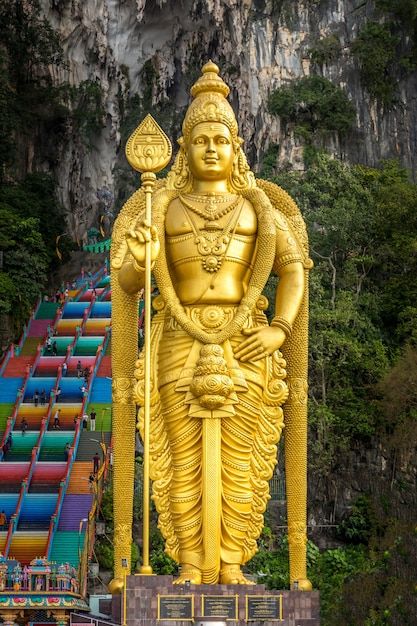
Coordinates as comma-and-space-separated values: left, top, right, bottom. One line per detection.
39, 0, 416, 235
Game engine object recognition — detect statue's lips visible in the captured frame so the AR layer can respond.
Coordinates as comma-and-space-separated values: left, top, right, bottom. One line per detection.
203, 158, 219, 164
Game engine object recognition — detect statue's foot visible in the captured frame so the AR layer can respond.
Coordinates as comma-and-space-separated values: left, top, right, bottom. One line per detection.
220, 564, 255, 585
173, 564, 202, 585
294, 578, 313, 591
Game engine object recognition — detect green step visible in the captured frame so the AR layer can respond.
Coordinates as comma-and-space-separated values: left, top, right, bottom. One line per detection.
42, 337, 73, 356
6, 433, 39, 451
73, 337, 103, 356
85, 403, 112, 431
20, 337, 41, 356
35, 302, 60, 320
49, 531, 85, 567
104, 338, 111, 356
0, 404, 14, 428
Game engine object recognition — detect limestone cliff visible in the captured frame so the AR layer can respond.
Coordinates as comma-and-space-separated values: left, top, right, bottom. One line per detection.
39, 0, 416, 236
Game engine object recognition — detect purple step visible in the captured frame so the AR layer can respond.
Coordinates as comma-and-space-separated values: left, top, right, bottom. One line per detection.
28, 320, 50, 338
58, 494, 93, 530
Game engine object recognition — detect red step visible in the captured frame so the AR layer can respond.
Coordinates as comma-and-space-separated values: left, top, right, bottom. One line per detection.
3, 356, 35, 377
97, 356, 111, 377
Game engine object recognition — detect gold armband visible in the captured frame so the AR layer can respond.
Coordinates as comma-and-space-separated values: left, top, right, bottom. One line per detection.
274, 252, 303, 270
271, 316, 292, 337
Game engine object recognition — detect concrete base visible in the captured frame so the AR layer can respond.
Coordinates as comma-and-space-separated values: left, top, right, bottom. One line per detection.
112, 575, 320, 626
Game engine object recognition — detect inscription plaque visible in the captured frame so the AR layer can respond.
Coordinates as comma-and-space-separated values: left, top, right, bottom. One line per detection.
246, 595, 283, 621
202, 595, 238, 620
158, 595, 194, 621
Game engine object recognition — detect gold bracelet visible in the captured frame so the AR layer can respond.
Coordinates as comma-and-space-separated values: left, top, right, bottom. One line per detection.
270, 316, 292, 337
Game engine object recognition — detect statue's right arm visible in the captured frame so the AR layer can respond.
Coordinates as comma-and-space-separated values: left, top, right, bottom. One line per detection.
118, 225, 160, 295
118, 260, 145, 295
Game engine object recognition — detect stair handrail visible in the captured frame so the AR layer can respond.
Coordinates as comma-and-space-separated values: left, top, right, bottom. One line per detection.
45, 472, 69, 557
25, 439, 42, 489
70, 612, 120, 626
4, 473, 29, 557
0, 363, 33, 459
29, 341, 43, 380
0, 344, 13, 377
98, 284, 111, 302
14, 324, 27, 357
80, 296, 96, 335
50, 301, 64, 334
46, 421, 81, 558
77, 437, 109, 598
14, 295, 41, 356
75, 280, 91, 303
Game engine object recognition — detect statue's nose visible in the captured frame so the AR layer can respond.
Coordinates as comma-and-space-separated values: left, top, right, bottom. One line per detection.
206, 139, 216, 152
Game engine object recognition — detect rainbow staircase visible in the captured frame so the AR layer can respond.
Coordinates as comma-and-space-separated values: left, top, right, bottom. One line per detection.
0, 267, 112, 577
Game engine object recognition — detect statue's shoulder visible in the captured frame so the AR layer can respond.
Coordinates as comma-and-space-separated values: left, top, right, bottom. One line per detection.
255, 178, 310, 260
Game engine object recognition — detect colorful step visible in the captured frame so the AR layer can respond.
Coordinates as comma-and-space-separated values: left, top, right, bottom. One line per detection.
0, 378, 24, 403
9, 531, 48, 564
89, 378, 111, 403
49, 530, 84, 567
67, 462, 93, 494
34, 302, 60, 320
3, 356, 35, 377
18, 493, 58, 529
96, 356, 111, 378
28, 319, 50, 337
58, 494, 93, 530
20, 337, 42, 356
85, 403, 111, 431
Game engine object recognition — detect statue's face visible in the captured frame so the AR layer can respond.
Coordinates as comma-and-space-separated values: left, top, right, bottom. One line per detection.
187, 122, 235, 181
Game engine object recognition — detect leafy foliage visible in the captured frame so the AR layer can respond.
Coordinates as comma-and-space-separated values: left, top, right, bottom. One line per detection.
262, 154, 417, 623
351, 22, 399, 104
0, 173, 73, 333
69, 80, 105, 145
269, 76, 355, 139
265, 156, 417, 470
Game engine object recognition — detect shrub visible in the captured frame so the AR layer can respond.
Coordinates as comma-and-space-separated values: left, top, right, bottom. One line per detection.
309, 35, 342, 65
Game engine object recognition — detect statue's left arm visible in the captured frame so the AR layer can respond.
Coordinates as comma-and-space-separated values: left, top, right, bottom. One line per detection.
234, 217, 304, 362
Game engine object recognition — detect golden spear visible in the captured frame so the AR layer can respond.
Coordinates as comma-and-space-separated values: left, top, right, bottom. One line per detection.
125, 114, 172, 574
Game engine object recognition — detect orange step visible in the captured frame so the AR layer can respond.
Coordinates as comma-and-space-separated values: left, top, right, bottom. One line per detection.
67, 461, 92, 494
9, 532, 48, 564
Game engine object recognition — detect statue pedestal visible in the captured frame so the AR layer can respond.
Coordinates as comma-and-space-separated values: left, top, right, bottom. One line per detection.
112, 575, 320, 626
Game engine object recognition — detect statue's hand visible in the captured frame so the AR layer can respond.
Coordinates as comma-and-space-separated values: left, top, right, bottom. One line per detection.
126, 222, 160, 269
234, 327, 287, 362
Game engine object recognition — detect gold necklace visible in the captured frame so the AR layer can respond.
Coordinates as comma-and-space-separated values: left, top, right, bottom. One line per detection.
152, 188, 277, 346
179, 193, 240, 222
182, 199, 244, 273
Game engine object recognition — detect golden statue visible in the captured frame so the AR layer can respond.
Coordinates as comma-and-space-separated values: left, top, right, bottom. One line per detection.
110, 62, 313, 589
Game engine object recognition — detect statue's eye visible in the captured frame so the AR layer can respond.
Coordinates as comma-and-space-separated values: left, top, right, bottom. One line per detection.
217, 137, 229, 145
194, 137, 206, 145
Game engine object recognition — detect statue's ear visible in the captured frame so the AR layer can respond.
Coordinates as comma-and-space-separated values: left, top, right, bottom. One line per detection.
177, 136, 185, 147
233, 137, 244, 152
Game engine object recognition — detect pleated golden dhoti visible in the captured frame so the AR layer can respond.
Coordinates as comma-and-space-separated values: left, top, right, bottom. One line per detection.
147, 304, 288, 582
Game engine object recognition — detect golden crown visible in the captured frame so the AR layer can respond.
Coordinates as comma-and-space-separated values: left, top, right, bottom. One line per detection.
182, 61, 239, 142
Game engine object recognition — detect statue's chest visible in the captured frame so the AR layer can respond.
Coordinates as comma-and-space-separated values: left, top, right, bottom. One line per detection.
165, 198, 258, 272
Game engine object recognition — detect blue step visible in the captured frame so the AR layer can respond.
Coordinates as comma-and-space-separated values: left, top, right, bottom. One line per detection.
0, 378, 24, 403
89, 378, 111, 403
